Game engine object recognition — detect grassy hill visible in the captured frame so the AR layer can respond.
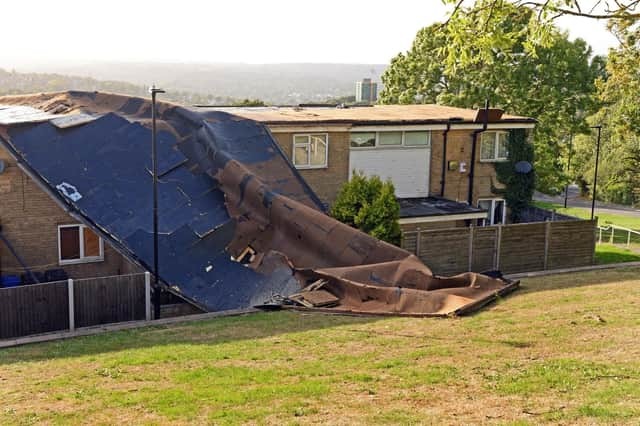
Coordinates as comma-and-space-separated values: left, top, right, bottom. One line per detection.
1, 268, 639, 424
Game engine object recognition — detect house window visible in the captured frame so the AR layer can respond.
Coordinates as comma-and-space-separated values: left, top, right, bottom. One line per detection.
292, 134, 328, 168
58, 224, 104, 265
350, 132, 376, 148
378, 131, 402, 146
350, 131, 432, 148
478, 199, 506, 226
480, 131, 509, 161
404, 131, 431, 146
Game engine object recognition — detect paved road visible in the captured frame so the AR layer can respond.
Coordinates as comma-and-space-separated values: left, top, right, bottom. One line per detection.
534, 185, 640, 218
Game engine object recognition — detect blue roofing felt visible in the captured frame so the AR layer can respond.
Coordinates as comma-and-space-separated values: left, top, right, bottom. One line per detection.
1, 95, 320, 311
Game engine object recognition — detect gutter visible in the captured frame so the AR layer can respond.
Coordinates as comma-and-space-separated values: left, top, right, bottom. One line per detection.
467, 101, 490, 205
440, 121, 451, 197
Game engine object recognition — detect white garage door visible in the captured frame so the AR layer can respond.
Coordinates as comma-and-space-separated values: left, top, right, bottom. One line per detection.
349, 147, 430, 198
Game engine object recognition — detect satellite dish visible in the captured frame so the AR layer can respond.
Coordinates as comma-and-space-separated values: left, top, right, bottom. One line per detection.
514, 161, 533, 174
0, 159, 5, 174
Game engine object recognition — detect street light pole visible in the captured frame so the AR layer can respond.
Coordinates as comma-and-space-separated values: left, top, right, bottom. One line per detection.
563, 133, 573, 209
590, 125, 602, 220
150, 85, 165, 319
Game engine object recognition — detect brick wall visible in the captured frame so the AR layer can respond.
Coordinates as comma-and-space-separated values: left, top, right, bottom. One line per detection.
271, 127, 510, 210
0, 146, 142, 280
270, 131, 350, 206
430, 129, 505, 206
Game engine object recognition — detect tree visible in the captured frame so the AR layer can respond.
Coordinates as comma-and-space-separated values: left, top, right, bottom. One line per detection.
493, 129, 536, 222
330, 172, 402, 245
380, 6, 604, 193
439, 0, 639, 72
571, 20, 640, 205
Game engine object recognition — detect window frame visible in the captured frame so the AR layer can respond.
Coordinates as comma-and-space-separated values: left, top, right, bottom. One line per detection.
57, 224, 104, 265
349, 130, 432, 149
292, 133, 329, 169
477, 198, 507, 226
479, 131, 509, 162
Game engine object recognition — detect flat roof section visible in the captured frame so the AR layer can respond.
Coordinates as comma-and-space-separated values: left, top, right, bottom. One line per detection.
398, 197, 487, 220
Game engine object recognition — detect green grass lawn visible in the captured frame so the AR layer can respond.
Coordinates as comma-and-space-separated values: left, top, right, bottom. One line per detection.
1, 268, 640, 425
534, 201, 640, 264
595, 244, 640, 264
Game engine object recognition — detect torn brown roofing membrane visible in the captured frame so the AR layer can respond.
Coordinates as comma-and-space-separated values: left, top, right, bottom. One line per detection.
0, 91, 518, 316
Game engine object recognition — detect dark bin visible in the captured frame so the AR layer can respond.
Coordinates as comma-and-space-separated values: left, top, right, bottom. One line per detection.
1, 275, 21, 288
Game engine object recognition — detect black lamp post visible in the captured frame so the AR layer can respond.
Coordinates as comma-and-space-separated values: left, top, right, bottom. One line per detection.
590, 125, 602, 220
150, 85, 165, 319
563, 133, 573, 209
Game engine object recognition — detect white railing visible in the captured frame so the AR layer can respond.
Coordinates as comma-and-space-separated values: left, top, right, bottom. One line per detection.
597, 224, 640, 247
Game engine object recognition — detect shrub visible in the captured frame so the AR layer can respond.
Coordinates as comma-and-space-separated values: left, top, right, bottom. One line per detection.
330, 172, 401, 245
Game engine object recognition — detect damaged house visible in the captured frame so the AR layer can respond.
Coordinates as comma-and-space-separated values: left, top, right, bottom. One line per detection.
201, 104, 536, 229
0, 91, 521, 317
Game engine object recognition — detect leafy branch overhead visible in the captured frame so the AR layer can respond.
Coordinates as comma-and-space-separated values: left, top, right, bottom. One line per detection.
441, 0, 639, 68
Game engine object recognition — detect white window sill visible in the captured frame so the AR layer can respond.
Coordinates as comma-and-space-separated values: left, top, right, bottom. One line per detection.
350, 145, 430, 150
479, 158, 508, 163
59, 257, 105, 266
294, 165, 328, 170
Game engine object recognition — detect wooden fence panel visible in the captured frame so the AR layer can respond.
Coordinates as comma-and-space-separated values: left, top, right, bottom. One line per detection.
73, 274, 146, 328
401, 232, 418, 255
548, 220, 597, 269
402, 219, 595, 276
0, 281, 68, 339
418, 228, 470, 275
472, 227, 498, 272
499, 223, 547, 273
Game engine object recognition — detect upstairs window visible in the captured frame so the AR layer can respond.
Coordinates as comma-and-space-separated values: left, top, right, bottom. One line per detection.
292, 134, 328, 168
350, 130, 431, 148
350, 132, 376, 148
58, 224, 104, 265
480, 131, 509, 161
404, 131, 431, 146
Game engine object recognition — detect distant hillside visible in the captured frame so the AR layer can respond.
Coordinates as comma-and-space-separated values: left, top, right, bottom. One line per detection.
0, 68, 235, 105
12, 62, 388, 105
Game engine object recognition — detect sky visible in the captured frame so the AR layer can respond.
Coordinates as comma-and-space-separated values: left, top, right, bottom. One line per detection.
2, 0, 618, 68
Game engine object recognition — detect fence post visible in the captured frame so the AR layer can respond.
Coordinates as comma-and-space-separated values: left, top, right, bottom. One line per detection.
145, 271, 152, 321
627, 230, 631, 248
610, 227, 614, 244
494, 224, 502, 270
468, 225, 474, 272
67, 278, 75, 331
543, 220, 552, 270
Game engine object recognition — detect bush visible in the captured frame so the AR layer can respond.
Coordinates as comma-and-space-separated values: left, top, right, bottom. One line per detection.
330, 172, 401, 245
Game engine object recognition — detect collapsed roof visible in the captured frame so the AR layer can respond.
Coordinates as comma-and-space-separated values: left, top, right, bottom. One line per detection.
0, 91, 517, 316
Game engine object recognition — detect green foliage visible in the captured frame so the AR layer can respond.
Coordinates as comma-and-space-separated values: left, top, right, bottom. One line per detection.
439, 0, 639, 70
330, 172, 401, 245
379, 5, 604, 194
494, 129, 535, 222
571, 21, 640, 206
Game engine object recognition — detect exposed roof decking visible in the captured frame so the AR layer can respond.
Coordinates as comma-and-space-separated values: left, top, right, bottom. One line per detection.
195, 104, 535, 126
